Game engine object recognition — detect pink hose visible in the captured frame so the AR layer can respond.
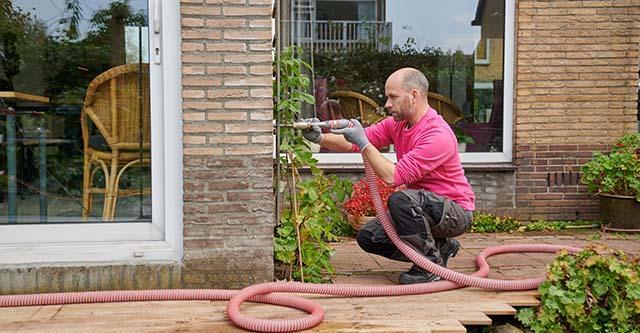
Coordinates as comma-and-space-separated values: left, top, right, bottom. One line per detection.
0, 158, 582, 332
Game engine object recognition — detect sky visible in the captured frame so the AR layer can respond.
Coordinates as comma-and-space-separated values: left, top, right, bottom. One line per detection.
13, 0, 148, 37
386, 0, 481, 54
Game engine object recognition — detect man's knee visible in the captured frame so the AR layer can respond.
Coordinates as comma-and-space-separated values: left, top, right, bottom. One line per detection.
387, 191, 415, 223
355, 228, 373, 253
387, 191, 411, 210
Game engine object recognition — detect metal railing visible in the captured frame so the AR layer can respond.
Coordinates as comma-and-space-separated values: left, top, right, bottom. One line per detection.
283, 20, 393, 52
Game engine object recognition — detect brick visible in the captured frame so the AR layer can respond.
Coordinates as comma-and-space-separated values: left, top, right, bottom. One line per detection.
205, 19, 246, 28
182, 30, 222, 40
256, 109, 278, 122
184, 193, 225, 202
207, 112, 247, 120
224, 54, 272, 63
182, 53, 222, 63
249, 19, 271, 28
207, 203, 250, 213
205, 43, 247, 52
250, 65, 272, 75
225, 99, 272, 109
184, 124, 223, 133
181, 6, 221, 16
183, 112, 206, 121
209, 135, 248, 144
207, 89, 249, 98
184, 147, 224, 156
182, 43, 205, 52
206, 66, 247, 75
250, 42, 273, 51
224, 76, 271, 86
225, 146, 272, 155
183, 90, 206, 99
182, 65, 205, 74
183, 77, 222, 86
184, 135, 207, 144
250, 88, 271, 98
225, 123, 271, 133
182, 18, 204, 27
222, 6, 272, 16
184, 101, 222, 110
224, 30, 272, 40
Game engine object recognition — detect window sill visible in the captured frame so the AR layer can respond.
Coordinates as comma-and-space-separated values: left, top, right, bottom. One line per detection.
0, 241, 181, 265
461, 163, 517, 171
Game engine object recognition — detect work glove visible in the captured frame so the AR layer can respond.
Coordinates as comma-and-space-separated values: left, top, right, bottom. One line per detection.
301, 118, 323, 144
331, 119, 370, 151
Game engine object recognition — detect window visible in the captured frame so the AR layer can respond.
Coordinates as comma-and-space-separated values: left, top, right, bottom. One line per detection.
278, 0, 514, 164
0, 0, 182, 263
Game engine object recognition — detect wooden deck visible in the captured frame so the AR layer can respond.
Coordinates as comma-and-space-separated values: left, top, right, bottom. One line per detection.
1, 231, 638, 332
0, 289, 539, 333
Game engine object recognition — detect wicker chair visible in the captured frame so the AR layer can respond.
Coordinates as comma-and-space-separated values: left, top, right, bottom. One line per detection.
81, 64, 151, 220
327, 91, 386, 127
427, 92, 464, 125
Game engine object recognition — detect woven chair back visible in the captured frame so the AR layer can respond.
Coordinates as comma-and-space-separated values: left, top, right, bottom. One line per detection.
83, 63, 150, 150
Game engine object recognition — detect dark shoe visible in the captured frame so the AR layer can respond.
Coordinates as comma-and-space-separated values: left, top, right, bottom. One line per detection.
439, 238, 460, 268
398, 265, 441, 284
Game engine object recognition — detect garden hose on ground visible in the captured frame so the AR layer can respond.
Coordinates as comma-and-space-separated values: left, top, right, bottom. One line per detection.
0, 140, 582, 333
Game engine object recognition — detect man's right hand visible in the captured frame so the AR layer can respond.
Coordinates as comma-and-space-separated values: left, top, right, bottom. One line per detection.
301, 118, 323, 144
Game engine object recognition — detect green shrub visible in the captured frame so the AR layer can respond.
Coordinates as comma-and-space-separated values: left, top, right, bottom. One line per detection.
469, 212, 521, 233
517, 246, 640, 333
522, 220, 601, 232
580, 133, 640, 202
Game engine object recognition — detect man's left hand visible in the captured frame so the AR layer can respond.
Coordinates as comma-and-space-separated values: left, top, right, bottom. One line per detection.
330, 119, 370, 151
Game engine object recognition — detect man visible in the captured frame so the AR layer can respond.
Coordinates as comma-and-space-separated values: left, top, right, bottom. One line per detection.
302, 68, 475, 284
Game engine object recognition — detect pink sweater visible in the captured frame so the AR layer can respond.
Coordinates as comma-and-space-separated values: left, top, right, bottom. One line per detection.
361, 107, 475, 211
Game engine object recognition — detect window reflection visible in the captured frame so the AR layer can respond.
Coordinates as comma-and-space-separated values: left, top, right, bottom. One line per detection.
0, 0, 150, 224
279, 0, 505, 153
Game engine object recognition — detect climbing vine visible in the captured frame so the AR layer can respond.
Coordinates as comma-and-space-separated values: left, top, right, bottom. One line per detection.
273, 46, 352, 283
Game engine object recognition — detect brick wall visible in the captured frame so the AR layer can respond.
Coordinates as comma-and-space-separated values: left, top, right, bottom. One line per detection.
180, 0, 275, 288
515, 0, 639, 220
466, 169, 516, 216
1, 265, 181, 295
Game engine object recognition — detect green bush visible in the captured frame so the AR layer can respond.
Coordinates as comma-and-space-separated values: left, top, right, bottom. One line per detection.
581, 133, 640, 202
468, 212, 521, 233
522, 220, 601, 232
517, 246, 640, 333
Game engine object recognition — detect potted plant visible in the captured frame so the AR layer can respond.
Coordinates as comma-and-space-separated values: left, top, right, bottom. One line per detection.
580, 133, 640, 230
454, 127, 474, 152
343, 176, 396, 231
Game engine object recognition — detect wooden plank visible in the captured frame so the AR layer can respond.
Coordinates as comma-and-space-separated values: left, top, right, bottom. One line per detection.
0, 288, 540, 333
0, 91, 50, 104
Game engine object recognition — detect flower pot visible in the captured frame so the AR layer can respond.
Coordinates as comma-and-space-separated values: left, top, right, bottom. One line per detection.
346, 214, 376, 232
599, 194, 640, 230
457, 142, 466, 153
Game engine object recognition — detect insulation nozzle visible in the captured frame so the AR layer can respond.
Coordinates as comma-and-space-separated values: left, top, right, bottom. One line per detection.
291, 119, 354, 130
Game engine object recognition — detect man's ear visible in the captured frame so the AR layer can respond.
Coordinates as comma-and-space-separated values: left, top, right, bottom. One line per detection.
412, 89, 419, 101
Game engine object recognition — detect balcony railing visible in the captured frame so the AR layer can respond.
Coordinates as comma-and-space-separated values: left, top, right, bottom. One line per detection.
283, 20, 393, 52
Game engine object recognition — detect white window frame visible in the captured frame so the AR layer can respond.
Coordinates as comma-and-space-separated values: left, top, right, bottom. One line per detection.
315, 0, 514, 166
0, 1, 183, 265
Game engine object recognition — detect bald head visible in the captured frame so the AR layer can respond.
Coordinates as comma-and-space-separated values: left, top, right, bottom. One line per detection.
384, 68, 431, 124
388, 67, 430, 97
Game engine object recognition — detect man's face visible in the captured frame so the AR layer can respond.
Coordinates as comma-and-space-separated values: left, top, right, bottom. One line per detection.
384, 78, 413, 122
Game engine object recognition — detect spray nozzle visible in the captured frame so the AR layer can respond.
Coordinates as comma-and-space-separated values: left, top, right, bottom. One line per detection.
291, 119, 354, 130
